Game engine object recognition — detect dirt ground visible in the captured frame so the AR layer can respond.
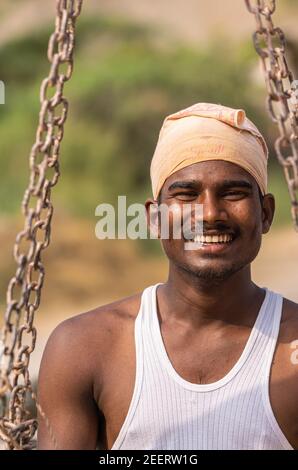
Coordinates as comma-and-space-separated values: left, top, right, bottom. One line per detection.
0, 214, 297, 380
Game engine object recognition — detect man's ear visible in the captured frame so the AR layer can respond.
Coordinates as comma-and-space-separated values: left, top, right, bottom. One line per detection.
261, 193, 275, 234
145, 198, 160, 239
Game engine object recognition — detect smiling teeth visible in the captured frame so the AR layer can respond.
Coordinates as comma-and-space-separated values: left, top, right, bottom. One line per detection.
193, 234, 233, 243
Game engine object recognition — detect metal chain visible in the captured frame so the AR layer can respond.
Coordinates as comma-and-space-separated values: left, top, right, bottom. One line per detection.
0, 0, 83, 449
245, 0, 298, 229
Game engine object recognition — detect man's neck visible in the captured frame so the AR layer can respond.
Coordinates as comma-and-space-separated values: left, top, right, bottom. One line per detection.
157, 266, 265, 329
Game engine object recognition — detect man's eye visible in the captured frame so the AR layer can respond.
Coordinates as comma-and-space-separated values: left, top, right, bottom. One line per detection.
175, 193, 197, 199
223, 191, 248, 199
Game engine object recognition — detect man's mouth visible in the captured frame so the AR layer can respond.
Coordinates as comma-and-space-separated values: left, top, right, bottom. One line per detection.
184, 232, 236, 252
191, 233, 233, 244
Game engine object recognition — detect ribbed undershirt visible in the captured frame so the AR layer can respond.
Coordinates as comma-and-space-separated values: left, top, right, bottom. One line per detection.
111, 283, 293, 450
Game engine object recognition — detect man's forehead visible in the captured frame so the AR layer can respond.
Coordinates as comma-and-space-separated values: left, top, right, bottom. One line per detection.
163, 160, 256, 190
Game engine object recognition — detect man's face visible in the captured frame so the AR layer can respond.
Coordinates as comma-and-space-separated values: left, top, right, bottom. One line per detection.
146, 160, 275, 284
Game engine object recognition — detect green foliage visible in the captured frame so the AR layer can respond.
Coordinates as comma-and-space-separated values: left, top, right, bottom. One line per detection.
268, 161, 293, 228
0, 15, 294, 228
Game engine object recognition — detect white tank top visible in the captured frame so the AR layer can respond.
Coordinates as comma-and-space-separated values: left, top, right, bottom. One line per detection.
111, 283, 293, 450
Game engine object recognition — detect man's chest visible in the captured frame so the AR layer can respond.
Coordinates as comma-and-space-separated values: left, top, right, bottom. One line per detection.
96, 320, 297, 449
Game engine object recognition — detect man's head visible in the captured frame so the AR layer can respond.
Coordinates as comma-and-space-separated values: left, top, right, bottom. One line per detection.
145, 103, 275, 285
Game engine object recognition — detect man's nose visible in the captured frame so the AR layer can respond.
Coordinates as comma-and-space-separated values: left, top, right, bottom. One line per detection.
199, 191, 227, 223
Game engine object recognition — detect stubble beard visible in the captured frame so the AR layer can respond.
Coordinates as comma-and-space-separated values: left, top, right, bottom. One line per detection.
176, 258, 247, 287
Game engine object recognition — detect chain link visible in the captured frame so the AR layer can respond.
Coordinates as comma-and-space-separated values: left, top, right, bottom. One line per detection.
4, 0, 297, 451
0, 0, 83, 449
245, 0, 298, 228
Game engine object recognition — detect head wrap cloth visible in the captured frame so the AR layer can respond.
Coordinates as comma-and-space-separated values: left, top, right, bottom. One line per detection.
150, 103, 268, 199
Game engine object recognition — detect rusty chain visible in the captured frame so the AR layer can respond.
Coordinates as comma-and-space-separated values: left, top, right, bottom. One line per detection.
0, 0, 83, 449
1, 0, 297, 452
245, 0, 298, 229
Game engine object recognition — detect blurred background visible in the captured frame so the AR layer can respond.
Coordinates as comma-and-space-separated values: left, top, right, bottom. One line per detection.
0, 0, 298, 382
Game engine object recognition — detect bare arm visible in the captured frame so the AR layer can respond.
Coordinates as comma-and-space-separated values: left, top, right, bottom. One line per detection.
37, 319, 101, 449
271, 299, 298, 449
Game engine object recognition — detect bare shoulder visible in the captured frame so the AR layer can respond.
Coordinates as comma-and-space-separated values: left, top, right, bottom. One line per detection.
40, 291, 143, 377
280, 297, 298, 341
269, 296, 298, 448
38, 291, 142, 427
274, 296, 298, 383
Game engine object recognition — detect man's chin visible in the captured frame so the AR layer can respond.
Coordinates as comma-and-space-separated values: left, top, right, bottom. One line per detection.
179, 262, 244, 285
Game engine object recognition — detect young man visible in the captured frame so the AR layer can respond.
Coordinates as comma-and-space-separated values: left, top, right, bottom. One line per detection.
37, 103, 298, 450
